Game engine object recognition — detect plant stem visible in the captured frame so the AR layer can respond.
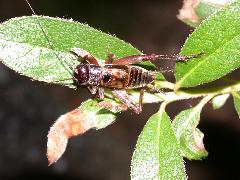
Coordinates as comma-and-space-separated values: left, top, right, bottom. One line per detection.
141, 81, 240, 104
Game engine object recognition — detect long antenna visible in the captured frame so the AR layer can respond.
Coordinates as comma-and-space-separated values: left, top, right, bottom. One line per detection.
24, 0, 73, 76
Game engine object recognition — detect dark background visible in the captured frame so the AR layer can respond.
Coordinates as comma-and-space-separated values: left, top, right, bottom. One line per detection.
0, 0, 239, 179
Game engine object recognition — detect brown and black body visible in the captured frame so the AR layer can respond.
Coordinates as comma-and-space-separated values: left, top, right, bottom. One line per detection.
71, 48, 199, 114
74, 64, 155, 90
73, 63, 156, 114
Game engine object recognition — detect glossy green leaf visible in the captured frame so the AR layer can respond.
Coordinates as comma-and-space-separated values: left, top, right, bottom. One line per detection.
232, 92, 240, 118
131, 105, 186, 180
175, 1, 240, 89
173, 107, 208, 160
0, 16, 155, 88
211, 94, 230, 109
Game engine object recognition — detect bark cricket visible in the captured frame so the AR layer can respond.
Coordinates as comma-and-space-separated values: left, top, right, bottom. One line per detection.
71, 48, 200, 114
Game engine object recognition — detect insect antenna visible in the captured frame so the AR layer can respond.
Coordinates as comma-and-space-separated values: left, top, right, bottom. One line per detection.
155, 52, 203, 61
24, 0, 73, 77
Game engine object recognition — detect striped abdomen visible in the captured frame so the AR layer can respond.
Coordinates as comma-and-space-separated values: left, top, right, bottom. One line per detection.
127, 66, 155, 89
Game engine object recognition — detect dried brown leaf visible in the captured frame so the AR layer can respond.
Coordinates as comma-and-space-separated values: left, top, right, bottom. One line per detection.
47, 108, 95, 165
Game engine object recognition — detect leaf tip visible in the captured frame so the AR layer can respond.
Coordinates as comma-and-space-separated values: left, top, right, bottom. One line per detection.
46, 107, 95, 164
47, 115, 69, 165
177, 0, 200, 27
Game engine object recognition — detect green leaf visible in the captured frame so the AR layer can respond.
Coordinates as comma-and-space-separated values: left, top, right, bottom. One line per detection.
131, 104, 186, 180
172, 106, 208, 160
155, 71, 166, 81
175, 1, 240, 89
211, 94, 230, 109
0, 16, 154, 88
195, 1, 225, 23
80, 99, 117, 129
232, 91, 240, 118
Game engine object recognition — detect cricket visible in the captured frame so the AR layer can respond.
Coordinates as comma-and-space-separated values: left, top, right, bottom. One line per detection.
24, 0, 200, 114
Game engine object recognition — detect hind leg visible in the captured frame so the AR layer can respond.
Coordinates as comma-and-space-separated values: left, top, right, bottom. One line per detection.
112, 53, 202, 65
98, 89, 144, 114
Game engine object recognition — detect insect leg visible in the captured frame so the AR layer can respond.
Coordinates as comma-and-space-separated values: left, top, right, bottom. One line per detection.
71, 48, 99, 65
112, 89, 142, 114
97, 101, 128, 113
146, 84, 163, 93
96, 87, 105, 100
138, 88, 144, 111
105, 53, 116, 64
112, 53, 202, 65
88, 86, 98, 95
88, 86, 105, 100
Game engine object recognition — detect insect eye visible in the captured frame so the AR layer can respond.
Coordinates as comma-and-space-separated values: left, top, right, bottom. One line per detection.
103, 74, 111, 82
